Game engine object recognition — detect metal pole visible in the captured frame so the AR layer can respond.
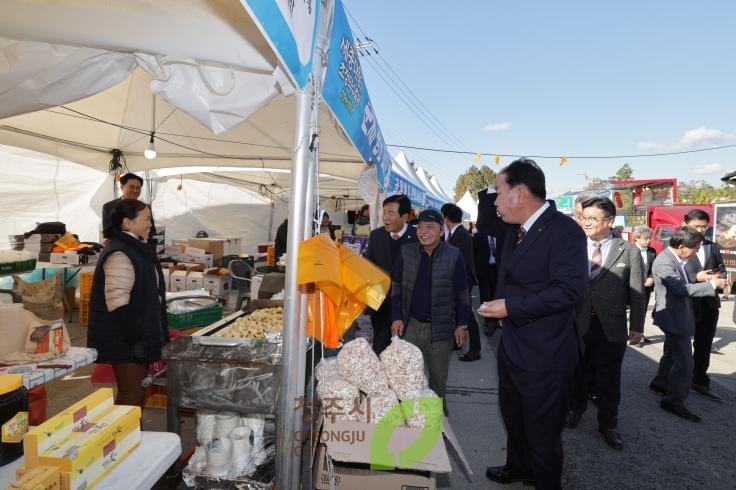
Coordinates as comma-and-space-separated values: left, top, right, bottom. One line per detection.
276, 87, 312, 490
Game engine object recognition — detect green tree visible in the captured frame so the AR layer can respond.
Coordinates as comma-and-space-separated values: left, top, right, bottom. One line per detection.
610, 163, 634, 181
584, 177, 609, 190
677, 180, 736, 203
453, 164, 497, 201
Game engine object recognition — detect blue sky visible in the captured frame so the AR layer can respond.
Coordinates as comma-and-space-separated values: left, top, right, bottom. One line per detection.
344, 1, 736, 197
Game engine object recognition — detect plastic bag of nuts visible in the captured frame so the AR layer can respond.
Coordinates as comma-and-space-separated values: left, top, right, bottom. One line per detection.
361, 390, 404, 426
379, 335, 428, 400
316, 374, 361, 422
404, 386, 442, 430
314, 356, 338, 382
336, 337, 390, 395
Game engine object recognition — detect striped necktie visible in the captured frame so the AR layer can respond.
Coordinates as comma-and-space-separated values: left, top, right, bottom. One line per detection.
590, 242, 602, 278
515, 226, 526, 246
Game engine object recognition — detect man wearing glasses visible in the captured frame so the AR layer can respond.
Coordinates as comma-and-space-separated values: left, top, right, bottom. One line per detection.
566, 197, 645, 450
682, 209, 725, 402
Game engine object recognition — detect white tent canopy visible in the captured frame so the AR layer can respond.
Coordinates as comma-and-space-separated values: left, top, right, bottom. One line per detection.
457, 189, 478, 222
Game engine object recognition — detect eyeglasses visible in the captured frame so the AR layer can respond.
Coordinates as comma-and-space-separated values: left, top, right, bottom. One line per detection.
580, 216, 611, 224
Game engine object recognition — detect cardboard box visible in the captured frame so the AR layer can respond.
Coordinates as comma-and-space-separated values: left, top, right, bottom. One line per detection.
186, 271, 204, 290
164, 244, 186, 256
160, 267, 171, 291
49, 252, 98, 266
24, 389, 115, 467
7, 465, 60, 490
169, 270, 188, 292
210, 236, 242, 256
204, 268, 231, 297
187, 238, 225, 263
314, 444, 435, 490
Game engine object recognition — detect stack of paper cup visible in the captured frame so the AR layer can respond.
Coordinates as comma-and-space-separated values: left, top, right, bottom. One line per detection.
206, 438, 232, 477
214, 412, 240, 440
196, 410, 217, 446
228, 426, 253, 477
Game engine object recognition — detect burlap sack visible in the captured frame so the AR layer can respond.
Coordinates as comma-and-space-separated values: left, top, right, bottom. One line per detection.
0, 306, 71, 363
13, 272, 64, 321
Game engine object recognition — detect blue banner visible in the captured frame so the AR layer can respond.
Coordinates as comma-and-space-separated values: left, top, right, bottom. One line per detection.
323, 0, 392, 192
425, 195, 444, 211
388, 171, 426, 208
242, 0, 320, 89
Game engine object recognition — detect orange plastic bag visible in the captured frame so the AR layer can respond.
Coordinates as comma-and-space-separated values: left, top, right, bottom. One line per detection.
306, 290, 340, 348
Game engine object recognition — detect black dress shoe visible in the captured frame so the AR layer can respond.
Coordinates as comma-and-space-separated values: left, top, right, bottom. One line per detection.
598, 427, 623, 450
691, 384, 723, 402
642, 336, 652, 344
660, 400, 701, 422
649, 382, 667, 395
486, 466, 535, 485
565, 410, 583, 428
459, 351, 481, 362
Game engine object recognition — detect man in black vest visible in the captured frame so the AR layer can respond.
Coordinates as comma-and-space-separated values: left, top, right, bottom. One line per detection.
365, 194, 417, 355
390, 209, 469, 415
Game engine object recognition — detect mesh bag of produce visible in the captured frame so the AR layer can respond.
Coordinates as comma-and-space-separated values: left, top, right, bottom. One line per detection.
336, 337, 389, 395
379, 335, 428, 400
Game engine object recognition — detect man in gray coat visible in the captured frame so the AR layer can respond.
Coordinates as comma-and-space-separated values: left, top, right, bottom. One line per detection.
649, 226, 726, 422
567, 197, 645, 450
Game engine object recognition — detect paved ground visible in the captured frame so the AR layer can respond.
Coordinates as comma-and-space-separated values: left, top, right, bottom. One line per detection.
45, 292, 736, 488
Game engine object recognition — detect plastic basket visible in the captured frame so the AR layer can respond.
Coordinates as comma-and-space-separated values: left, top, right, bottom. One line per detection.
79, 299, 90, 326
0, 258, 37, 274
79, 272, 94, 300
167, 304, 223, 330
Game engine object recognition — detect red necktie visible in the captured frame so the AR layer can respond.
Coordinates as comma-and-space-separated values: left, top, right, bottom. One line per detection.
448, 231, 453, 242
391, 233, 400, 241
590, 242, 602, 278
515, 226, 526, 246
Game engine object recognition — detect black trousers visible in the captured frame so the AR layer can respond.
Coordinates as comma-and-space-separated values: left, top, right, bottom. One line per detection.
476, 263, 498, 334
692, 300, 719, 387
498, 341, 573, 490
569, 315, 627, 429
370, 304, 393, 356
466, 294, 481, 352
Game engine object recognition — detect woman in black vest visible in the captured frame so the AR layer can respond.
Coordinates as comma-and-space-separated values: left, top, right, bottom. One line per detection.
87, 199, 168, 406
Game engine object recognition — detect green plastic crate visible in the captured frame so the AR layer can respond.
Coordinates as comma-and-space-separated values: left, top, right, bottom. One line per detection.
167, 304, 223, 330
0, 258, 37, 274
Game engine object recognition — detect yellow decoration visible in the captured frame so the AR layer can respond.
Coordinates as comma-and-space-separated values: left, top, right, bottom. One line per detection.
474, 153, 481, 162
560, 156, 568, 166
495, 155, 500, 165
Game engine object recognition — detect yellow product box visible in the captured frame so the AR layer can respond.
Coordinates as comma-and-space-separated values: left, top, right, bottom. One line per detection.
39, 405, 140, 472
7, 465, 60, 490
24, 389, 115, 467
61, 426, 141, 490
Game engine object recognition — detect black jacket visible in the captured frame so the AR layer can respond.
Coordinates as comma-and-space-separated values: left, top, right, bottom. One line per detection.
87, 229, 168, 363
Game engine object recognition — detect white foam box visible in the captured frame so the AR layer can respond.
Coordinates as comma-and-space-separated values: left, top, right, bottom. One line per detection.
185, 271, 204, 290
160, 267, 171, 291
169, 270, 188, 292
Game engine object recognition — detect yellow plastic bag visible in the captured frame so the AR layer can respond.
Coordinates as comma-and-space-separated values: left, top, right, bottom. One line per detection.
297, 235, 342, 303
338, 244, 390, 311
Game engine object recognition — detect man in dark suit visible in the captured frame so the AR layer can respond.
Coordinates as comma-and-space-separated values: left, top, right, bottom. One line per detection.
566, 197, 645, 450
102, 173, 157, 246
683, 209, 725, 402
649, 226, 725, 422
633, 226, 657, 346
443, 203, 481, 361
478, 159, 587, 489
364, 194, 417, 355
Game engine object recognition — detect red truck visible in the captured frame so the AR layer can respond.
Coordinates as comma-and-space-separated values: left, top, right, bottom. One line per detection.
646, 204, 713, 254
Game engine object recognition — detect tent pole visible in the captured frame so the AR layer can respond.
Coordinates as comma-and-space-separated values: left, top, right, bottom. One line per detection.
276, 87, 312, 490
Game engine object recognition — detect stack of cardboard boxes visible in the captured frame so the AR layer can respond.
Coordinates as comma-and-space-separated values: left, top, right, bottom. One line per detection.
13, 388, 141, 490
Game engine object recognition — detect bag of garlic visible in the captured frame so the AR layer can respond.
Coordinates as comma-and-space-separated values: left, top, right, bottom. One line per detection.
314, 356, 338, 382
361, 390, 405, 426
336, 337, 390, 395
379, 335, 428, 400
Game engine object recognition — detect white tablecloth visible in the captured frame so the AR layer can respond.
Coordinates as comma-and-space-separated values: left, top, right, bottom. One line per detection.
0, 431, 181, 490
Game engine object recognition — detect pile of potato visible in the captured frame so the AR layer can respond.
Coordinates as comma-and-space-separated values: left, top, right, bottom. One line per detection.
214, 307, 284, 339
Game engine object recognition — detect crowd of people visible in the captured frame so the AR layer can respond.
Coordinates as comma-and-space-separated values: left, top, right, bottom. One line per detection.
362, 159, 728, 490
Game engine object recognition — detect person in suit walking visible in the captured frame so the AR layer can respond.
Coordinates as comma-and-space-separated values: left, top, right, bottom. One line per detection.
649, 226, 726, 422
683, 209, 725, 402
442, 203, 481, 361
477, 159, 587, 489
364, 194, 417, 355
633, 226, 656, 346
566, 197, 645, 450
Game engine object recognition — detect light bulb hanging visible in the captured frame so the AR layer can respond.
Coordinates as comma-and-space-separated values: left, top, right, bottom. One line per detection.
144, 132, 157, 160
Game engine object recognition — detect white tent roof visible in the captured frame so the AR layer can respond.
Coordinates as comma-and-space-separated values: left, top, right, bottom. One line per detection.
0, 0, 366, 196
457, 190, 478, 222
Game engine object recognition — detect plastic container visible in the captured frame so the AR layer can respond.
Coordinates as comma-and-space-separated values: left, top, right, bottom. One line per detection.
0, 374, 28, 465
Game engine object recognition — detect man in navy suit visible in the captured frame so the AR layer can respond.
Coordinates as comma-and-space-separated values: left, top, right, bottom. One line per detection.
478, 159, 587, 489
633, 226, 657, 346
364, 194, 417, 355
443, 203, 482, 361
